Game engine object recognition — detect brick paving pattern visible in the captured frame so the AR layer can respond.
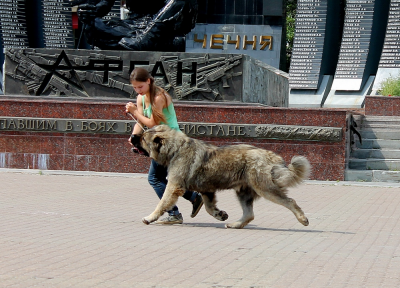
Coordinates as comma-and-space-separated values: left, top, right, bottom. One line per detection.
1, 170, 400, 287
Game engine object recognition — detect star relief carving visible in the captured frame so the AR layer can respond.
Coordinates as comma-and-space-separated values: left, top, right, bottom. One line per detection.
35, 50, 89, 96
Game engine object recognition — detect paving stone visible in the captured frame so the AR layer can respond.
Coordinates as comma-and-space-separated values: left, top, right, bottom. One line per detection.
0, 170, 400, 287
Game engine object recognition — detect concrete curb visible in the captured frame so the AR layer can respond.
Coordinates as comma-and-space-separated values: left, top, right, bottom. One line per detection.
1, 168, 400, 187
0, 168, 147, 178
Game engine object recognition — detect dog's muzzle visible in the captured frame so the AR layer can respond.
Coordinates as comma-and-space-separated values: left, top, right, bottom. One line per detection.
130, 134, 149, 157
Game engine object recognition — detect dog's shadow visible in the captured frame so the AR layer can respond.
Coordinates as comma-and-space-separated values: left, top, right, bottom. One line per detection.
184, 222, 354, 235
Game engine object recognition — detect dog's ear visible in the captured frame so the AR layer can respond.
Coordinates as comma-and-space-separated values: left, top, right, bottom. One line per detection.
152, 136, 165, 156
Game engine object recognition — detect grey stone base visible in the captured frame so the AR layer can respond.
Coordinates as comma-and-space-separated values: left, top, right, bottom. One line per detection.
345, 169, 400, 183
289, 75, 333, 108
323, 76, 375, 108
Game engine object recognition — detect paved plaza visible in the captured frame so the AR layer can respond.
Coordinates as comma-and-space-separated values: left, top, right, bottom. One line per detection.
1, 169, 400, 288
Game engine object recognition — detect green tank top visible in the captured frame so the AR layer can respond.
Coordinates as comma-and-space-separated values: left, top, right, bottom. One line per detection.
142, 95, 180, 131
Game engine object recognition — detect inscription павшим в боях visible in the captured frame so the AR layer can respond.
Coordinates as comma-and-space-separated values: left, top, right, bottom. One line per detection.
0, 117, 343, 142
0, 117, 134, 134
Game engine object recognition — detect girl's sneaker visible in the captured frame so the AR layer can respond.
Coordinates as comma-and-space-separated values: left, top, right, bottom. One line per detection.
156, 213, 183, 224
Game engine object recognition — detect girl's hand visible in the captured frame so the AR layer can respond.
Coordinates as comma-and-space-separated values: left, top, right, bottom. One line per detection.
125, 102, 137, 115
128, 135, 133, 146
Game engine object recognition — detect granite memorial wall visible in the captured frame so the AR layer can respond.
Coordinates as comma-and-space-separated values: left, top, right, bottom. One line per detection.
0, 0, 350, 181
0, 0, 76, 62
330, 0, 389, 91
289, 0, 343, 90
0, 0, 29, 48
289, 0, 393, 108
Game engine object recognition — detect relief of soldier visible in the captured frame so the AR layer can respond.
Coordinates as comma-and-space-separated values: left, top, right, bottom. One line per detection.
71, 0, 198, 51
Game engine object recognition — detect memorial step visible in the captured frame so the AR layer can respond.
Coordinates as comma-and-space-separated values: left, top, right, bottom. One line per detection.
348, 158, 400, 171
359, 115, 400, 123
354, 139, 400, 150
361, 124, 400, 129
359, 130, 400, 140
356, 116, 400, 128
348, 115, 400, 182
350, 148, 400, 159
345, 169, 400, 183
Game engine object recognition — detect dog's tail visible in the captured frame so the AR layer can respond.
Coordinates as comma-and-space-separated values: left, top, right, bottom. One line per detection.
271, 156, 311, 188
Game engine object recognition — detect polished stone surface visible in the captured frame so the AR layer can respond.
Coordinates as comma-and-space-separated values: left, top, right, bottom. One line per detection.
365, 96, 400, 116
0, 98, 349, 180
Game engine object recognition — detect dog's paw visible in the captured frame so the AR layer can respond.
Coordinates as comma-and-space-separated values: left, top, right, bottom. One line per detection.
142, 217, 151, 225
214, 210, 228, 221
299, 216, 309, 226
225, 222, 245, 229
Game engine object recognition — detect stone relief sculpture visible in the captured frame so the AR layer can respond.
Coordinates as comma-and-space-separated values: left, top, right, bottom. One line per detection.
255, 125, 342, 142
4, 48, 243, 100
71, 0, 198, 51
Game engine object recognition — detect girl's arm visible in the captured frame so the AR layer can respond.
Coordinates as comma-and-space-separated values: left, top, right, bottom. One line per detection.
126, 96, 145, 135
132, 94, 166, 128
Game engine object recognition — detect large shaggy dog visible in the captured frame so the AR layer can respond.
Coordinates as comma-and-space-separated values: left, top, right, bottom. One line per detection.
133, 125, 311, 229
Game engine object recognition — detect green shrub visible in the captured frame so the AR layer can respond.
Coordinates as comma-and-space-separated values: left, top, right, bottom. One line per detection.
286, 0, 297, 71
378, 74, 400, 96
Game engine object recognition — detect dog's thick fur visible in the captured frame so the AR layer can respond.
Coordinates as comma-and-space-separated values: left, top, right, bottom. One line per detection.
135, 125, 311, 229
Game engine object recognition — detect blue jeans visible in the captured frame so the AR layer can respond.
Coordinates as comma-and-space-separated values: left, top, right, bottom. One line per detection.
148, 159, 197, 216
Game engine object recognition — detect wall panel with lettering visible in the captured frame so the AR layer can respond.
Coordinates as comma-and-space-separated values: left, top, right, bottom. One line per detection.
289, 0, 344, 90
0, 0, 29, 49
42, 0, 75, 49
0, 0, 30, 93
331, 0, 390, 91
372, 0, 400, 94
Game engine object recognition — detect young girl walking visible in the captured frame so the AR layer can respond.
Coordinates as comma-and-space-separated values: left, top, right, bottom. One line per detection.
125, 67, 203, 224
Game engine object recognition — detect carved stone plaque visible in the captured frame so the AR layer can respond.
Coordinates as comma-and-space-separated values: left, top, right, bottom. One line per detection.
0, 0, 29, 48
3, 48, 244, 102
42, 0, 75, 49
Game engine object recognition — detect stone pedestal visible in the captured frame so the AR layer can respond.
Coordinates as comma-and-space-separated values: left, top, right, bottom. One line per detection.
0, 97, 349, 181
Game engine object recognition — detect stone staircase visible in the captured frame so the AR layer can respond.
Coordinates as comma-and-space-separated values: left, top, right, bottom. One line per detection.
345, 115, 400, 182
